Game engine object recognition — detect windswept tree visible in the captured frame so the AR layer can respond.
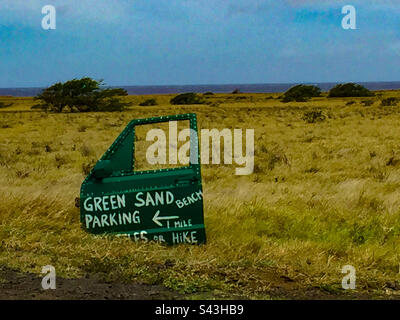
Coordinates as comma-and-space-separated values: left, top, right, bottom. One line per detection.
34, 77, 131, 112
281, 84, 321, 102
170, 92, 205, 105
328, 83, 374, 97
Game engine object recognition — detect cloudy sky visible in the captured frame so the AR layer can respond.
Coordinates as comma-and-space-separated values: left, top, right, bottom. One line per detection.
1, 0, 400, 87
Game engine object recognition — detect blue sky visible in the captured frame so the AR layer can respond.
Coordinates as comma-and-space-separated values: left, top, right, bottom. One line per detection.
1, 0, 400, 87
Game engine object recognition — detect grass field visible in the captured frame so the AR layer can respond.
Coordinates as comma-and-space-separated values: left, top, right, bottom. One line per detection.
1, 91, 400, 299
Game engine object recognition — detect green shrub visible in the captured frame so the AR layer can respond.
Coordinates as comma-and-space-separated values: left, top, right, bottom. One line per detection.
231, 88, 241, 94
381, 97, 399, 107
34, 77, 131, 112
303, 110, 326, 123
0, 102, 13, 109
328, 83, 374, 97
203, 92, 214, 96
170, 93, 205, 105
139, 98, 158, 106
281, 85, 321, 102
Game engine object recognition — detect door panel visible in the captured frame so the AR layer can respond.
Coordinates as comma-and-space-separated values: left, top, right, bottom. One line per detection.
80, 113, 206, 245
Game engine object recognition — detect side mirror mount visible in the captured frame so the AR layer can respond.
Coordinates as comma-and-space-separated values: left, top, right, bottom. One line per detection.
92, 160, 113, 179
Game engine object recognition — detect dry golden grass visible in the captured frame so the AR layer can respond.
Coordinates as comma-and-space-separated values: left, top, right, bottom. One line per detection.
1, 91, 400, 298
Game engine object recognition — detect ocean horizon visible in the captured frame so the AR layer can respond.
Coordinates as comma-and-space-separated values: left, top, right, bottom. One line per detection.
1, 81, 400, 97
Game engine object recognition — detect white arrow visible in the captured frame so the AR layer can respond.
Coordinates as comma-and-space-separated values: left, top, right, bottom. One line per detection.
152, 210, 179, 227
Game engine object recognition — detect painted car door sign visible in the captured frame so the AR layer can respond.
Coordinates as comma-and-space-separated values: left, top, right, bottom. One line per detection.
80, 113, 206, 245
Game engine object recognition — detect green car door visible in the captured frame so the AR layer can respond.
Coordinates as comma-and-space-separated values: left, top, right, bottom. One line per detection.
79, 113, 206, 245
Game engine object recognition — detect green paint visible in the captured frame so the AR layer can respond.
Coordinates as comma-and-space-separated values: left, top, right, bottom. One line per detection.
80, 113, 206, 245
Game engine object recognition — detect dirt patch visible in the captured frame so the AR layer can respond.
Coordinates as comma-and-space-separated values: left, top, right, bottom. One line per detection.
212, 274, 397, 300
0, 266, 182, 300
0, 265, 398, 300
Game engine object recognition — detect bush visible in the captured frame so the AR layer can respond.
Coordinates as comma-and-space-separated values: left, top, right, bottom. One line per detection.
170, 93, 205, 105
0, 102, 13, 109
139, 98, 158, 106
381, 97, 399, 107
328, 83, 374, 98
203, 92, 214, 96
303, 110, 326, 123
34, 77, 131, 112
281, 85, 321, 102
231, 89, 241, 94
